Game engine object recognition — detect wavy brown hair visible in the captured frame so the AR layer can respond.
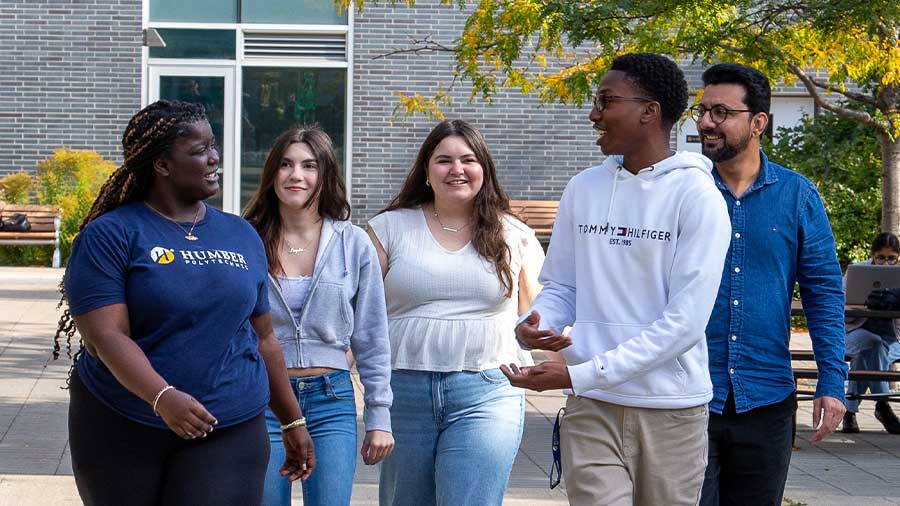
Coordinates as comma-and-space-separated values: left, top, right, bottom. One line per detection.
243, 125, 350, 276
381, 119, 514, 297
53, 100, 209, 366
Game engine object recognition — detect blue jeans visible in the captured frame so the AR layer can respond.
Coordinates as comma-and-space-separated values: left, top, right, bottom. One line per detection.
262, 370, 357, 506
379, 368, 525, 506
846, 328, 896, 412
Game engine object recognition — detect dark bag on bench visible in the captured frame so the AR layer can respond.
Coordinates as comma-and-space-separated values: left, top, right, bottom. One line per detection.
865, 288, 900, 311
0, 213, 31, 232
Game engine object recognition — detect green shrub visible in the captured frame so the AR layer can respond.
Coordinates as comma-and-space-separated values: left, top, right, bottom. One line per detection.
34, 148, 117, 263
0, 172, 34, 204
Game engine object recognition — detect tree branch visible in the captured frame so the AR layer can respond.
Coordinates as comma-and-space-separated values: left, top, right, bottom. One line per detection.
807, 76, 880, 107
787, 63, 888, 134
371, 35, 456, 60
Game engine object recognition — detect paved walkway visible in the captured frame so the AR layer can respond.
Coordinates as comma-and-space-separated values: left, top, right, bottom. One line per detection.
1, 267, 898, 505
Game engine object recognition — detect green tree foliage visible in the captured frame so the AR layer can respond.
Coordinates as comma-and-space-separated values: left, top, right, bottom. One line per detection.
347, 0, 900, 231
765, 108, 882, 266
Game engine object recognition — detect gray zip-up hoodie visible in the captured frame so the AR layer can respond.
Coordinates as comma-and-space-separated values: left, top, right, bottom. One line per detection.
268, 217, 392, 432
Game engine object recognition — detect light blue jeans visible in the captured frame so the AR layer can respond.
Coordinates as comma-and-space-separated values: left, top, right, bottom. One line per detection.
262, 370, 357, 506
379, 368, 525, 506
846, 328, 897, 412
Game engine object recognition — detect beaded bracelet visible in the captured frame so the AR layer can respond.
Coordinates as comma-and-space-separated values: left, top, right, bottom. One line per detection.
152, 385, 175, 416
280, 417, 307, 431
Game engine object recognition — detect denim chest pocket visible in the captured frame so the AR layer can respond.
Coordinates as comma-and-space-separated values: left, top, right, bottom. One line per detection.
303, 281, 352, 343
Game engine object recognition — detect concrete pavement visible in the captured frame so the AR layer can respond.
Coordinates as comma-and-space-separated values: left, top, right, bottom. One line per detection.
1, 267, 898, 505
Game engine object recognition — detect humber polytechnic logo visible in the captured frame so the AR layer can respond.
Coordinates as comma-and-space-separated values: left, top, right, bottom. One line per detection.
150, 246, 175, 265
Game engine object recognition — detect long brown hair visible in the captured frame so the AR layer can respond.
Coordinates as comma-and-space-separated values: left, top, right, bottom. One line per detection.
53, 100, 209, 364
382, 119, 514, 297
243, 125, 350, 276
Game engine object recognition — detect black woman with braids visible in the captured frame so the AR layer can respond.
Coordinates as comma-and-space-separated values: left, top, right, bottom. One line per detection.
55, 100, 315, 505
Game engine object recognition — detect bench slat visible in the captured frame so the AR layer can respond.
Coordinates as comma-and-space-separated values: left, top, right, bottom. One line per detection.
793, 367, 900, 381
0, 232, 56, 240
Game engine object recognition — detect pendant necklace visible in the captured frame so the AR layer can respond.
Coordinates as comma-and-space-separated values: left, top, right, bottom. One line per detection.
145, 202, 203, 241
433, 207, 471, 233
284, 235, 315, 255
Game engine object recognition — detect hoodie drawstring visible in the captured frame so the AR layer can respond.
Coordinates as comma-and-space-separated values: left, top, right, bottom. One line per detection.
606, 166, 622, 225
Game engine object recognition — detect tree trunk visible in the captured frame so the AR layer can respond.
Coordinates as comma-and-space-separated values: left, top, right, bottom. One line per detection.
881, 133, 900, 236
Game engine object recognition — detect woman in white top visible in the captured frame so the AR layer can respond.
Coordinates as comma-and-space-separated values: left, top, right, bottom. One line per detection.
368, 119, 545, 506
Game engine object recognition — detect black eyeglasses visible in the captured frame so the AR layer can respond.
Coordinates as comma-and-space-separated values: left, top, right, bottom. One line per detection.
593, 93, 655, 112
873, 255, 899, 265
689, 104, 753, 124
550, 407, 565, 489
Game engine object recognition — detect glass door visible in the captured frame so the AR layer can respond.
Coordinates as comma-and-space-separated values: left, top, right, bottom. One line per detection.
148, 65, 236, 212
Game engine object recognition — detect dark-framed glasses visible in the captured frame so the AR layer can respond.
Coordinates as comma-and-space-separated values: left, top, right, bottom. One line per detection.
593, 93, 655, 112
873, 255, 899, 265
689, 104, 753, 124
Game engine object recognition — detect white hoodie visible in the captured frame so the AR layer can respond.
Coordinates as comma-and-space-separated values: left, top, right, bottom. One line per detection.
526, 151, 731, 409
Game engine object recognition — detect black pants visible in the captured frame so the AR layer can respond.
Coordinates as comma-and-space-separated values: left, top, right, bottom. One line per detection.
68, 370, 270, 506
699, 392, 796, 506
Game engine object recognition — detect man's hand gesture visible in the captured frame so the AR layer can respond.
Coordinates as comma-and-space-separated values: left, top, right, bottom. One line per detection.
515, 311, 571, 351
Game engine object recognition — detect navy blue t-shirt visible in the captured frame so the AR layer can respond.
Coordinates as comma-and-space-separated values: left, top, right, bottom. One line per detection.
65, 202, 271, 429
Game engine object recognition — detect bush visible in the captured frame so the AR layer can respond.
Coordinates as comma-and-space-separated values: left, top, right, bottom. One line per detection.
0, 172, 34, 204
765, 105, 881, 267
34, 148, 117, 263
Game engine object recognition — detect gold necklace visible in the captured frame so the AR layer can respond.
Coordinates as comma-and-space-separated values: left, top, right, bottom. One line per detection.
145, 202, 203, 241
433, 206, 471, 233
282, 222, 321, 255
284, 235, 315, 255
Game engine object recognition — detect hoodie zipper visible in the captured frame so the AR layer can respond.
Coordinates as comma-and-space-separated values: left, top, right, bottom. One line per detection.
269, 223, 343, 367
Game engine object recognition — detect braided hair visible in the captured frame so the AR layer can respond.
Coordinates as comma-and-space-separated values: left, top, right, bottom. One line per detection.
53, 100, 208, 369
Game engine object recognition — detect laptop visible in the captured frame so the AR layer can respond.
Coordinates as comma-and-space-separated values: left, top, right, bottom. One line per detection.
844, 264, 900, 305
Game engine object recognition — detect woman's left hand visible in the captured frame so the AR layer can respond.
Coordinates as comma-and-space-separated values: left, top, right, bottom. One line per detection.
361, 430, 394, 465
281, 426, 316, 481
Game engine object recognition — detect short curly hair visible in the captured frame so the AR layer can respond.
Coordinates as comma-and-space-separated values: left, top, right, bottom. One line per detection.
610, 53, 688, 129
702, 63, 771, 116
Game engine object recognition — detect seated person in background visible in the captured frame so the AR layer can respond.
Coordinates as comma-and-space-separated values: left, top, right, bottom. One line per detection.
843, 232, 900, 434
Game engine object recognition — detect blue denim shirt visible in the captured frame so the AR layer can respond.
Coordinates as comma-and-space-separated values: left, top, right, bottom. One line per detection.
706, 151, 848, 414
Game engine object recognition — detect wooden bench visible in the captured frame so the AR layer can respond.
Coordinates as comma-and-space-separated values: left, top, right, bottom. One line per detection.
0, 203, 61, 268
789, 349, 900, 441
509, 200, 559, 245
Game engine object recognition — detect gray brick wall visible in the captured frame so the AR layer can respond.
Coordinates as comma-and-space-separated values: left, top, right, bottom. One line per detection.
351, 1, 601, 224
0, 0, 141, 177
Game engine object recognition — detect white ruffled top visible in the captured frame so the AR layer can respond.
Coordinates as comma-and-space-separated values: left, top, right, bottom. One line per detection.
368, 207, 544, 372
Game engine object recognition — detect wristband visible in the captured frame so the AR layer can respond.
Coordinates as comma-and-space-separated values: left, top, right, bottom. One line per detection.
152, 385, 175, 416
280, 417, 307, 431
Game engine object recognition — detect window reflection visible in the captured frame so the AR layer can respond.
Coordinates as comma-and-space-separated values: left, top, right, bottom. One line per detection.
240, 67, 346, 209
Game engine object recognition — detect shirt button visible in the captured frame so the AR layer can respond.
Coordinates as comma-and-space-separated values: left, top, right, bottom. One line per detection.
731, 335, 737, 341
735, 200, 742, 206
734, 232, 741, 238
729, 368, 735, 374
733, 299, 740, 306
734, 267, 741, 273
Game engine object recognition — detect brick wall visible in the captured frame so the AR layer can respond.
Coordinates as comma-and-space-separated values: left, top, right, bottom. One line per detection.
0, 0, 142, 177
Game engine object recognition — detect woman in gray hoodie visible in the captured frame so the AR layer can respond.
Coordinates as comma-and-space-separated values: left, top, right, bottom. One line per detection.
244, 126, 393, 506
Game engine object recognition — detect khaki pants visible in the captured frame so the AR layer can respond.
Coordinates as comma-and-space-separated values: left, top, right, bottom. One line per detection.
560, 395, 708, 506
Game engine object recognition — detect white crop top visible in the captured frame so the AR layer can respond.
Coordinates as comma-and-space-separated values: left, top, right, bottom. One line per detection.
368, 206, 544, 372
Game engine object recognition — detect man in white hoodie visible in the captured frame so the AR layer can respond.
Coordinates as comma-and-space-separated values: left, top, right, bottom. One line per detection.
501, 53, 732, 506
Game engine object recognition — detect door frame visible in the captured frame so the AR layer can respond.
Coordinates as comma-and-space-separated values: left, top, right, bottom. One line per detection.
148, 64, 239, 213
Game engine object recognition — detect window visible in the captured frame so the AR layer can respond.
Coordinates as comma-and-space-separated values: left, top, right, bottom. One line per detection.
240, 67, 347, 207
